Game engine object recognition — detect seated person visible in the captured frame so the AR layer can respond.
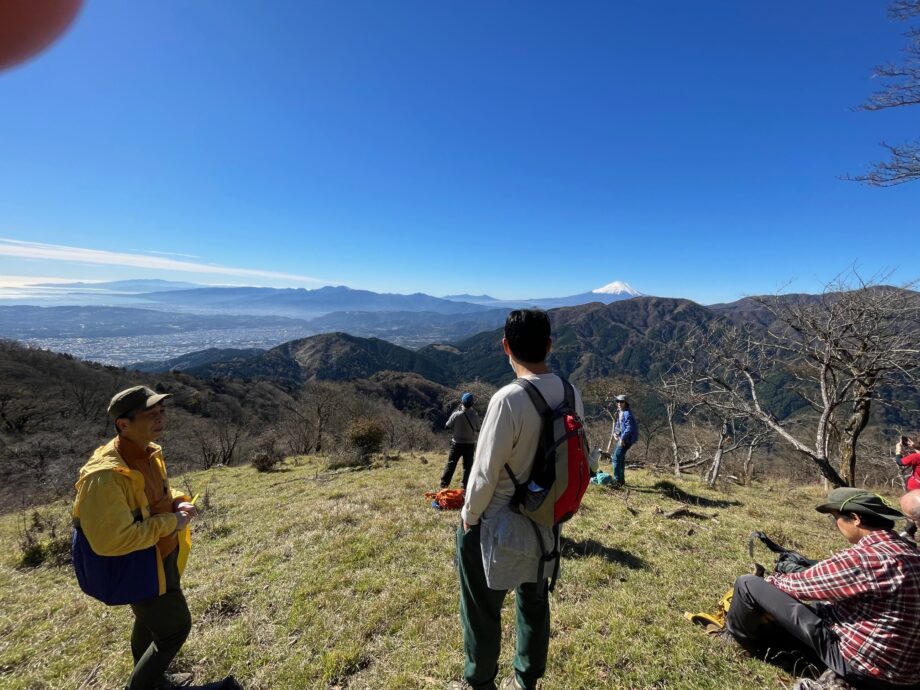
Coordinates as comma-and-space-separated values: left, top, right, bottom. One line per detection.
723, 488, 920, 690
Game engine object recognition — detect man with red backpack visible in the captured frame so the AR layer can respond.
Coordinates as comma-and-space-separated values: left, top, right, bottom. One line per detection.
449, 310, 587, 690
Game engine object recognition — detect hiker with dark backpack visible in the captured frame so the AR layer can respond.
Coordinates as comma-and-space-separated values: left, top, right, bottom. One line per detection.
440, 392, 481, 490
449, 309, 589, 690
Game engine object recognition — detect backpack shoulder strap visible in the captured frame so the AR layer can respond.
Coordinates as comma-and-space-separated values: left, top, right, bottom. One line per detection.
560, 377, 575, 412
513, 378, 551, 417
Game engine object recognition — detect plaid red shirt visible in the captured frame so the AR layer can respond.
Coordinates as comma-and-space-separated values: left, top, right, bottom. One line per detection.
767, 530, 920, 685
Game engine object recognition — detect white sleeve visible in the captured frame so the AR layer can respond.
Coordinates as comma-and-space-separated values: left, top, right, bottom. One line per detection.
461, 395, 515, 525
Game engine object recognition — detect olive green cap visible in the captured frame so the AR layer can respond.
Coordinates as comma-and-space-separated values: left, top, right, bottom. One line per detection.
815, 488, 904, 521
107, 385, 171, 420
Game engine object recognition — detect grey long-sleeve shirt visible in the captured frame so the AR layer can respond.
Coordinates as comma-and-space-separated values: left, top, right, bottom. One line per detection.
446, 405, 480, 444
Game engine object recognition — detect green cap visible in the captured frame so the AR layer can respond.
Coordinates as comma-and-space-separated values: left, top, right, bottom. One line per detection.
815, 488, 904, 521
107, 385, 171, 420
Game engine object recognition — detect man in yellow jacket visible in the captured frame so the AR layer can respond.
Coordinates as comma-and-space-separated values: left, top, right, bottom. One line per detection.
72, 386, 197, 690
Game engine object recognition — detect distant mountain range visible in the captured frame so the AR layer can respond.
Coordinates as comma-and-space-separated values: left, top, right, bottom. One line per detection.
134, 285, 493, 318
17, 279, 642, 317
132, 280, 641, 318
152, 296, 711, 388
1, 280, 645, 360
440, 281, 642, 309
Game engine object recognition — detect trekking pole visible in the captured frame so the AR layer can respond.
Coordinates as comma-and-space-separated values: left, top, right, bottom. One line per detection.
604, 407, 617, 456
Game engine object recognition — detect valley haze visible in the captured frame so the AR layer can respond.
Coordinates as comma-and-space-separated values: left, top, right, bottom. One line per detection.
0, 279, 642, 365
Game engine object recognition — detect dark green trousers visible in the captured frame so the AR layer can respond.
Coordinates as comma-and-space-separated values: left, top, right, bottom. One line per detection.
456, 522, 550, 690
127, 549, 192, 690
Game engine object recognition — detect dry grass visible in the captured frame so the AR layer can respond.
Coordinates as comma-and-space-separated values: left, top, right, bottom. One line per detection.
0, 454, 896, 690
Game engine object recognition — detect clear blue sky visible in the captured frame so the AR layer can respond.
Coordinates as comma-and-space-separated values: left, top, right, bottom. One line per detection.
0, 0, 917, 303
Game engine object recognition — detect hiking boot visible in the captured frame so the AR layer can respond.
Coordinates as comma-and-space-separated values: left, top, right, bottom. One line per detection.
499, 674, 527, 690
446, 681, 496, 690
156, 673, 194, 688
707, 627, 750, 657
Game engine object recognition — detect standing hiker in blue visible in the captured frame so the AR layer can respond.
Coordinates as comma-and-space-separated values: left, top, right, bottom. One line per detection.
440, 392, 481, 490
611, 394, 638, 487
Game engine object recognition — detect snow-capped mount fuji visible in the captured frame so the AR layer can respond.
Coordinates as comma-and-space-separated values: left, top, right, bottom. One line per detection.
592, 281, 641, 297
441, 281, 643, 309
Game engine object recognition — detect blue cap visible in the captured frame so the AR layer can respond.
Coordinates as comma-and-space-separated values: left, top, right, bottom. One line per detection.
461, 392, 473, 406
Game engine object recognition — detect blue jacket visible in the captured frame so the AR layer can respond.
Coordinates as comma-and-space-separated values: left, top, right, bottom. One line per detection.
614, 409, 638, 446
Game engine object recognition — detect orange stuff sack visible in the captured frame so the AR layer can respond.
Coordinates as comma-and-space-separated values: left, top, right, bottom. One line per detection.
425, 488, 465, 510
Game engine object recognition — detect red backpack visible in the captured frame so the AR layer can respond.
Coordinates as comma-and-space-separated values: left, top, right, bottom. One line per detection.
505, 377, 590, 588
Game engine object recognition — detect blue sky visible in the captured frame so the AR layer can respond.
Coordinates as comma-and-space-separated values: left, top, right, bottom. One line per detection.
0, 0, 917, 304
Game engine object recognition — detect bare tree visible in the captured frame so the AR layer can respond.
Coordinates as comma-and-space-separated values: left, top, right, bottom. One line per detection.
674, 275, 920, 487
655, 376, 689, 476
196, 417, 244, 469
851, 0, 920, 185
289, 381, 348, 454
0, 391, 60, 435
277, 407, 318, 456
702, 415, 755, 487
741, 430, 773, 485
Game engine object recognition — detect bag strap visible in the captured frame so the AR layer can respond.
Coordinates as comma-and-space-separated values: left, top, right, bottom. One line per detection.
527, 520, 562, 592
513, 378, 551, 417
561, 378, 575, 413
549, 524, 561, 592
748, 530, 789, 557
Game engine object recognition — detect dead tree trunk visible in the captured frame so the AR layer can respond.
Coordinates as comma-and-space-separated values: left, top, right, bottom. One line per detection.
705, 420, 730, 487
839, 381, 874, 486
666, 400, 681, 477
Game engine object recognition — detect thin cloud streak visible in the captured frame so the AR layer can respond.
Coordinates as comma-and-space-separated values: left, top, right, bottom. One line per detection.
142, 250, 202, 260
0, 238, 328, 285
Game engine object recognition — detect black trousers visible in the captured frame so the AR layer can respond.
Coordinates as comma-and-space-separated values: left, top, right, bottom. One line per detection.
440, 442, 475, 489
127, 549, 192, 690
727, 575, 914, 690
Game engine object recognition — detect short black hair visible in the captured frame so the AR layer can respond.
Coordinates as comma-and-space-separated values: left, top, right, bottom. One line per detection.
114, 411, 136, 435
840, 511, 895, 531
504, 309, 551, 364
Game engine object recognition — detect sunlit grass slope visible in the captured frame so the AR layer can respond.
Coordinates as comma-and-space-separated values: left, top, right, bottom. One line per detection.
0, 454, 889, 690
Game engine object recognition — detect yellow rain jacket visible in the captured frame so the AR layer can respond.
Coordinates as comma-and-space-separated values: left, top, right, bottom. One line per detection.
73, 438, 191, 599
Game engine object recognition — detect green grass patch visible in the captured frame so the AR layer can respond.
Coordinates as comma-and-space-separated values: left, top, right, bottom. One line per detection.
0, 455, 893, 689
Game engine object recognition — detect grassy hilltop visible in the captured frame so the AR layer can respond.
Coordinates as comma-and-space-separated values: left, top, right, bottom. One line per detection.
0, 456, 891, 690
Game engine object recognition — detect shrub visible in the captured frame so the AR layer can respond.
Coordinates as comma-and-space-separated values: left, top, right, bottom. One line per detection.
346, 418, 386, 462
17, 510, 72, 569
251, 449, 282, 472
